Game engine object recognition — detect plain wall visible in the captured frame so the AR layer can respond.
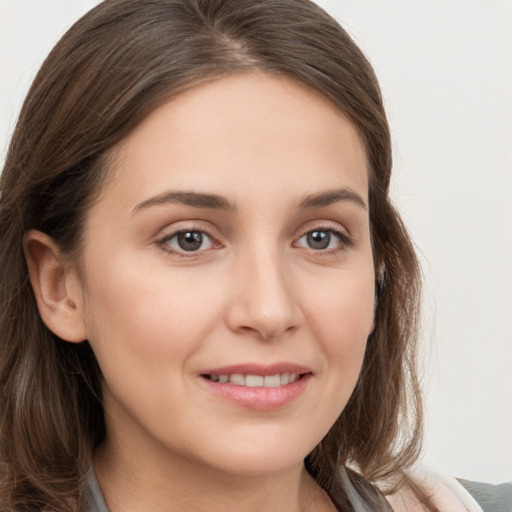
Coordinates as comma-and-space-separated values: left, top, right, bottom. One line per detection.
1, 0, 511, 484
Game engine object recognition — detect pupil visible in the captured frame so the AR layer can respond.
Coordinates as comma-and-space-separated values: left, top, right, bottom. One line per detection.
307, 230, 330, 250
178, 231, 203, 251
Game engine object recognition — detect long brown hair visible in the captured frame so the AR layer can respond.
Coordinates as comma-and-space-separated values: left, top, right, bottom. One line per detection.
0, 1, 425, 510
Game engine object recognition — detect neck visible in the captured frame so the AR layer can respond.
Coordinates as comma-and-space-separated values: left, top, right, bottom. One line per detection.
93, 439, 335, 512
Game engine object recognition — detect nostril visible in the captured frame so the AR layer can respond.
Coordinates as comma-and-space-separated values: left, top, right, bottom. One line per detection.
225, 293, 304, 341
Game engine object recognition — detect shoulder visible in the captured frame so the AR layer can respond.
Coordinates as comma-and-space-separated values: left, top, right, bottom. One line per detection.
384, 465, 488, 512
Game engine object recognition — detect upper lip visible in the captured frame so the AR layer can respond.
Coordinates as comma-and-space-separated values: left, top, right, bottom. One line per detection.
201, 362, 312, 376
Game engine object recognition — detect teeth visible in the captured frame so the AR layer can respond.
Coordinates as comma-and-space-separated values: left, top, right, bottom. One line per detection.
245, 375, 264, 387
208, 372, 302, 387
230, 373, 245, 386
264, 374, 281, 387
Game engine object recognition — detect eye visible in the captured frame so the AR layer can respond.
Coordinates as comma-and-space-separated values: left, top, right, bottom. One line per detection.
295, 228, 351, 251
160, 230, 214, 254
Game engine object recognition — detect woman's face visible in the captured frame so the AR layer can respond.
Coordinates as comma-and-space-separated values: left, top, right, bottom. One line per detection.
76, 74, 375, 477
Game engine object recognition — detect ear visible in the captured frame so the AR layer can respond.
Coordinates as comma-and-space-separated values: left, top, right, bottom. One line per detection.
24, 230, 87, 343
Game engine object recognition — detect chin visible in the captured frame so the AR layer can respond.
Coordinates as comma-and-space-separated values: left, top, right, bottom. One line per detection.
209, 452, 305, 478
193, 430, 319, 478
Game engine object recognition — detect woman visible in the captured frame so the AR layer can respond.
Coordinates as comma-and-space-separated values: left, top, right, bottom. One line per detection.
0, 1, 494, 511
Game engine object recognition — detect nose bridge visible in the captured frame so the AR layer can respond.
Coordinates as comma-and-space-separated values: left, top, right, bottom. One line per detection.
228, 241, 302, 339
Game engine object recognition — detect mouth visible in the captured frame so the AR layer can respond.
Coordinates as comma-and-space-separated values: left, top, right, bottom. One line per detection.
201, 372, 304, 387
199, 364, 312, 410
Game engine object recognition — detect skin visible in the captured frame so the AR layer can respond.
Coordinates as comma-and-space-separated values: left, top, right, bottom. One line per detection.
26, 73, 376, 512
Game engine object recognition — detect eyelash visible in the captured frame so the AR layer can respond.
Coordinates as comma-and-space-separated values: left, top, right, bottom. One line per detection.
157, 223, 353, 258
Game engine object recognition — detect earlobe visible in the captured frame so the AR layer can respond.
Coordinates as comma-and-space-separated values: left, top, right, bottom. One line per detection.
24, 230, 87, 343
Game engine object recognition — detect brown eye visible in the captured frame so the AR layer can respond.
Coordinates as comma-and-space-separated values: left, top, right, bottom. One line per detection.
177, 231, 203, 251
162, 230, 214, 253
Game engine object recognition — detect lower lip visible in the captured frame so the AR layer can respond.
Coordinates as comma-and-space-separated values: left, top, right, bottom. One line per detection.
200, 374, 311, 411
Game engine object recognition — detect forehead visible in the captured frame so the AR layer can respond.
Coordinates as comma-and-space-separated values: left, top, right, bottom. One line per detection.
98, 73, 368, 212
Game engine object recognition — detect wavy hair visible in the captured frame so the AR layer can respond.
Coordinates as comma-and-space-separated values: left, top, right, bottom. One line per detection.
0, 1, 425, 510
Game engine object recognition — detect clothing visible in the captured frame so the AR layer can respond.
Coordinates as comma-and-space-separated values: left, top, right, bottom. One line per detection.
400, 466, 512, 512
84, 470, 109, 512
83, 467, 512, 512
458, 480, 512, 512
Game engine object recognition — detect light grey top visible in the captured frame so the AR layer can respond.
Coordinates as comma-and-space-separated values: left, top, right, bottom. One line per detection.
458, 479, 512, 512
84, 469, 110, 512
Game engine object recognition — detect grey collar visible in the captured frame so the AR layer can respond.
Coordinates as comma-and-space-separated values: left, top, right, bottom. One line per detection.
84, 468, 110, 512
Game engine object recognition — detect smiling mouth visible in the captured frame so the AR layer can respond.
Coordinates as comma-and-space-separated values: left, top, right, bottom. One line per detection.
200, 368, 312, 409
202, 372, 305, 387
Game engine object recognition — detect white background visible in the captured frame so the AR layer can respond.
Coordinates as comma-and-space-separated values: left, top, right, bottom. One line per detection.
1, 0, 511, 484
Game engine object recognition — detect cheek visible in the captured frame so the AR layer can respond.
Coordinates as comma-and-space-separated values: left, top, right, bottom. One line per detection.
79, 258, 229, 436
306, 266, 375, 338
80, 255, 225, 375
302, 266, 375, 389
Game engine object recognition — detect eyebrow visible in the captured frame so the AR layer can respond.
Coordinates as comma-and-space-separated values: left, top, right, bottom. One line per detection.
298, 188, 367, 210
132, 191, 237, 215
132, 187, 367, 215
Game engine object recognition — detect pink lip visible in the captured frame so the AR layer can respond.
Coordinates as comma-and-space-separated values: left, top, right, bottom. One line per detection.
199, 362, 312, 411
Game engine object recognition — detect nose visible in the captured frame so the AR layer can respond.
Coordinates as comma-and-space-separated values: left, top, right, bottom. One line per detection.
226, 248, 304, 341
